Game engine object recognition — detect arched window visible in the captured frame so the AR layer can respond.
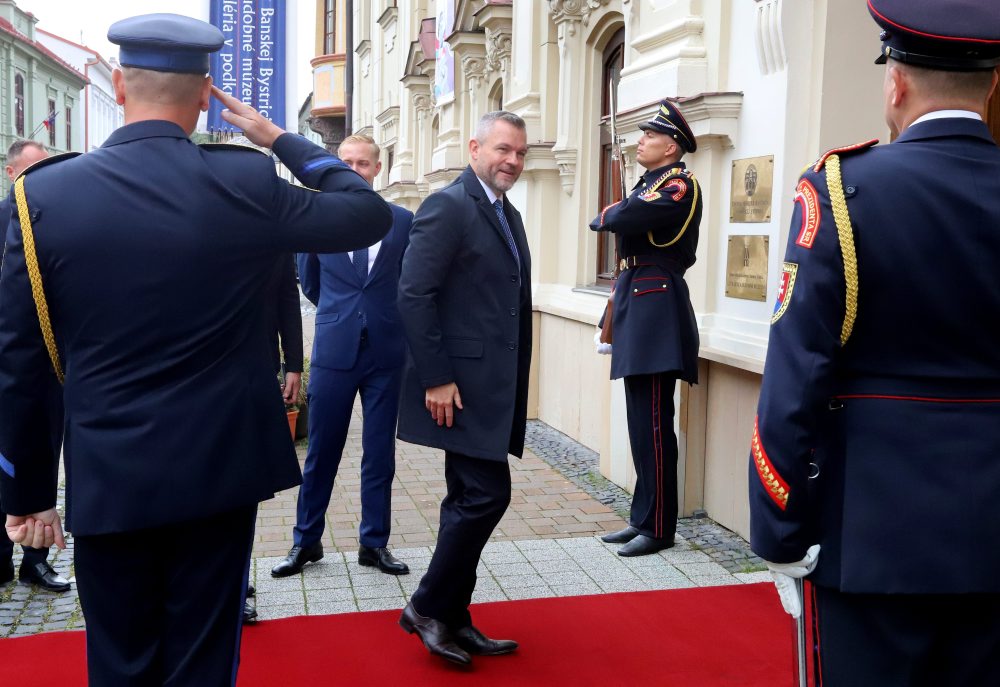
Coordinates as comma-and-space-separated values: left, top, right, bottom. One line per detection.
15, 74, 25, 137
489, 81, 503, 111
596, 28, 625, 284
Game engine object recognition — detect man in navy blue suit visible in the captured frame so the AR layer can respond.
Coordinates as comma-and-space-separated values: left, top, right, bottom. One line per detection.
0, 140, 70, 594
749, 1, 1000, 684
0, 14, 390, 686
272, 134, 413, 578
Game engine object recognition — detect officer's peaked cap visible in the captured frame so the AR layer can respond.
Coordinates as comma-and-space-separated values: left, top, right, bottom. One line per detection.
638, 98, 697, 154
108, 13, 224, 74
869, 0, 1000, 71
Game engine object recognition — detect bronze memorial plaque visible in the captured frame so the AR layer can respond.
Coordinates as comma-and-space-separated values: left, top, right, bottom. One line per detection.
726, 235, 769, 302
730, 155, 774, 223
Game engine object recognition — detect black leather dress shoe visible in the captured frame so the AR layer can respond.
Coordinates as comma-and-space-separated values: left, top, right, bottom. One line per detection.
358, 546, 409, 575
246, 584, 255, 598
243, 599, 258, 624
399, 602, 471, 666
617, 534, 674, 557
600, 526, 640, 544
270, 542, 323, 578
1, 560, 14, 585
454, 625, 518, 656
19, 561, 71, 592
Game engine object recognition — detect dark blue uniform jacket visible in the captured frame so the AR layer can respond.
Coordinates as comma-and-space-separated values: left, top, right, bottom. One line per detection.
0, 120, 391, 536
589, 162, 702, 383
749, 118, 1000, 594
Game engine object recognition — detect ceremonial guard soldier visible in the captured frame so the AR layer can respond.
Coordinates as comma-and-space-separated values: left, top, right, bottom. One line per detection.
590, 100, 702, 557
749, 1, 1000, 684
0, 13, 391, 685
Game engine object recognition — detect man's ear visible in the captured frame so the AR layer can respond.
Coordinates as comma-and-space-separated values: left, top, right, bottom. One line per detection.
199, 75, 213, 113
469, 138, 479, 160
374, 160, 383, 177
112, 69, 126, 106
888, 64, 907, 108
5, 166, 15, 184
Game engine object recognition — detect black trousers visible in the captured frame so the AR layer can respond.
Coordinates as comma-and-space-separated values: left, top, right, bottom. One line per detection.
812, 584, 1000, 686
623, 373, 678, 540
410, 452, 511, 629
74, 506, 257, 687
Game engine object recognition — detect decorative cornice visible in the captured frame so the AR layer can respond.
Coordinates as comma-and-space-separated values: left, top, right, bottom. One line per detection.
547, 0, 611, 31
552, 147, 578, 194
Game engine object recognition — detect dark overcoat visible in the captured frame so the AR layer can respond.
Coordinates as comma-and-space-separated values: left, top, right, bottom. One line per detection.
397, 167, 532, 462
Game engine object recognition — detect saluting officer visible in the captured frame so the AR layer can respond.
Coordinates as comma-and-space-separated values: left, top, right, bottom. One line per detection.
0, 13, 391, 686
749, 1, 1000, 684
590, 101, 701, 557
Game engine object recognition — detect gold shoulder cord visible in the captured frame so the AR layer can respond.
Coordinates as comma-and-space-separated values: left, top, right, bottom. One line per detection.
823, 154, 859, 346
14, 176, 64, 383
647, 174, 700, 248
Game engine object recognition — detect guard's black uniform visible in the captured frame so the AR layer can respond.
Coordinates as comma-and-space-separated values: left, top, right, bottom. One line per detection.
749, 2, 1000, 682
590, 153, 701, 543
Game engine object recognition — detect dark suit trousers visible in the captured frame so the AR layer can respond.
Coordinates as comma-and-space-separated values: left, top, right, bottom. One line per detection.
294, 343, 402, 549
74, 506, 256, 687
812, 584, 1000, 686
623, 373, 678, 540
410, 452, 511, 629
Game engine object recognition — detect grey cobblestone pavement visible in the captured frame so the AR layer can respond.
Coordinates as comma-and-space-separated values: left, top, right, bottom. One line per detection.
1, 420, 766, 638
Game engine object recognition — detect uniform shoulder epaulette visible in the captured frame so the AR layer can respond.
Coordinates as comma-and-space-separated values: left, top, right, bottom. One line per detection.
198, 142, 270, 157
812, 138, 879, 173
16, 151, 82, 181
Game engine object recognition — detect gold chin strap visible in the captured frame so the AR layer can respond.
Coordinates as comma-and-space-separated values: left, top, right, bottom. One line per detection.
823, 154, 859, 346
647, 173, 700, 248
14, 176, 64, 384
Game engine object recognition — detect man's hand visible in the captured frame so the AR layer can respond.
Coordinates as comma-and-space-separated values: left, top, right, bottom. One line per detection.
211, 86, 284, 149
282, 372, 302, 406
765, 544, 820, 618
6, 509, 65, 550
425, 383, 463, 428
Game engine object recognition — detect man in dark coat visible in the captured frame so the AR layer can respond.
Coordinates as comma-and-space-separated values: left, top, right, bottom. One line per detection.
0, 13, 391, 686
0, 139, 70, 593
590, 100, 702, 557
396, 111, 531, 666
749, 1, 1000, 683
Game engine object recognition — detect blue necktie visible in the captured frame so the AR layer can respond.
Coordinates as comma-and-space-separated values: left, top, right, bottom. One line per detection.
352, 246, 369, 283
493, 199, 521, 271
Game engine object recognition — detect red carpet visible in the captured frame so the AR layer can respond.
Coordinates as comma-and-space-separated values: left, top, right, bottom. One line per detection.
0, 584, 794, 686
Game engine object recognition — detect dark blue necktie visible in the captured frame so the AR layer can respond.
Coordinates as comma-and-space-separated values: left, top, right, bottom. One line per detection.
493, 199, 521, 270
352, 246, 369, 283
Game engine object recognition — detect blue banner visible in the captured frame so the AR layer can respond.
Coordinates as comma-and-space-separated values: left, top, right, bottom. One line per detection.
208, 0, 286, 132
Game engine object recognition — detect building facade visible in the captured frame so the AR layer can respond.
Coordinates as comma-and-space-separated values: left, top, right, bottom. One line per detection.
0, 0, 87, 191
36, 28, 123, 152
340, 0, 1000, 540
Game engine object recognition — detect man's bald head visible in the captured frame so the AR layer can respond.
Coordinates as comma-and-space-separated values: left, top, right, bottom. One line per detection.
5, 140, 48, 183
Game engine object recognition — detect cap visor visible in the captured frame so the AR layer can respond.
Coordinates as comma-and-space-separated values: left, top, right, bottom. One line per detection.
875, 52, 887, 64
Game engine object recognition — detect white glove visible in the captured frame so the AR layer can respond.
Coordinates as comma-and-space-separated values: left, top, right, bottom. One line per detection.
593, 329, 612, 355
765, 544, 820, 619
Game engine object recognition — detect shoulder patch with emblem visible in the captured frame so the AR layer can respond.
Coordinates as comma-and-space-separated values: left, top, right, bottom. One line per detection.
771, 262, 798, 324
793, 179, 821, 248
15, 151, 82, 182
639, 167, 689, 203
812, 138, 878, 173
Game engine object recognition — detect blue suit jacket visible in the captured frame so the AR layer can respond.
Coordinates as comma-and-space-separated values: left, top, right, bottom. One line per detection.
0, 121, 391, 536
297, 203, 413, 371
749, 118, 1000, 594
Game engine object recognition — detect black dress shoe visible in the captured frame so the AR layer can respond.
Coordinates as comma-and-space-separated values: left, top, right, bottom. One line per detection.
1, 559, 14, 585
19, 561, 71, 592
271, 542, 323, 578
243, 599, 258, 624
617, 534, 675, 557
454, 625, 518, 656
246, 584, 255, 598
600, 526, 640, 544
399, 602, 471, 666
358, 545, 409, 575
